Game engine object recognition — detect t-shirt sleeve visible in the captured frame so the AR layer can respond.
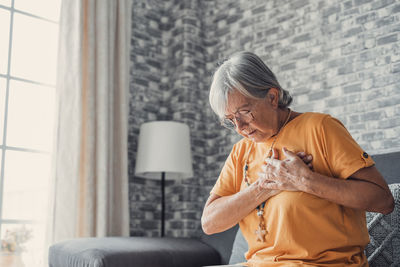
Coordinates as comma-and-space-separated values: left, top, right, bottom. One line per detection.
320, 115, 375, 179
210, 144, 239, 196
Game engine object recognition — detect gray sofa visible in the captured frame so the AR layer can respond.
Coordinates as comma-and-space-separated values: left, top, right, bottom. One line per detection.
49, 152, 400, 267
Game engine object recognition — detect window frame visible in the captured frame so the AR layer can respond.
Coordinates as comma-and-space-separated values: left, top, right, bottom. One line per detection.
0, 0, 59, 235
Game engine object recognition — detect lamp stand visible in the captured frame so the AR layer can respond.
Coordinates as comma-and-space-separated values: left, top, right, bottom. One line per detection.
161, 171, 165, 237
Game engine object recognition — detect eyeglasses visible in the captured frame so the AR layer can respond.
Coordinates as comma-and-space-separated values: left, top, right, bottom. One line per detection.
220, 109, 255, 130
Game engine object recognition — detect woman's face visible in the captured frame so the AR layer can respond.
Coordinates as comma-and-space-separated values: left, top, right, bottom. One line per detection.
224, 89, 281, 142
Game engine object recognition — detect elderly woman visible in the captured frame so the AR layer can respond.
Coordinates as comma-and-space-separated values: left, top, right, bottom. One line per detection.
201, 51, 394, 267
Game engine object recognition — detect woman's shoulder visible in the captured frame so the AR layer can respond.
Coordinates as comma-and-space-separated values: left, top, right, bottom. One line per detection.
291, 112, 340, 131
297, 112, 331, 122
293, 112, 347, 135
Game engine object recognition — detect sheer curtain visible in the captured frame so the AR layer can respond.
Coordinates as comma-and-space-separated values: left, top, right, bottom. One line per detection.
47, 0, 132, 244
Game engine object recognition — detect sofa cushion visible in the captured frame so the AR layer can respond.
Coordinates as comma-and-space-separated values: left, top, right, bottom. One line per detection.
365, 183, 400, 266
228, 226, 247, 264
49, 237, 220, 267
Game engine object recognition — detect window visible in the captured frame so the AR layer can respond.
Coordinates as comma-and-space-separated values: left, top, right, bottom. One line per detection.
0, 0, 60, 266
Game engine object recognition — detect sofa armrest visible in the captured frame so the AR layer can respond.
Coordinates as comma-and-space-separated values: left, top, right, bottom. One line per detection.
49, 237, 221, 267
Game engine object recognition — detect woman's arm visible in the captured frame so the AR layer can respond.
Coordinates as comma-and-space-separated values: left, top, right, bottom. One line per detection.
260, 147, 394, 214
202, 149, 313, 235
201, 183, 280, 235
304, 165, 394, 214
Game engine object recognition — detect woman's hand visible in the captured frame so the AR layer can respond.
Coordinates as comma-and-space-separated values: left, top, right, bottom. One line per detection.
296, 151, 313, 170
258, 147, 312, 191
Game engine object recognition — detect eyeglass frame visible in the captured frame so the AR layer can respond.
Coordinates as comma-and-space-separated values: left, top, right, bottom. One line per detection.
220, 108, 255, 130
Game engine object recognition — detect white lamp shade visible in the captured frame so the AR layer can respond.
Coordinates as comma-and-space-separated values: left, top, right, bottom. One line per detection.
135, 121, 193, 180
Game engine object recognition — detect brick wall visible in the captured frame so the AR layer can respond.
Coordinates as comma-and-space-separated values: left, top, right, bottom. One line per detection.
129, 0, 400, 237
129, 0, 210, 237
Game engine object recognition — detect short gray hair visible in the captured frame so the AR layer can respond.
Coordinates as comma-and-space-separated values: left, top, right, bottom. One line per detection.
209, 51, 292, 118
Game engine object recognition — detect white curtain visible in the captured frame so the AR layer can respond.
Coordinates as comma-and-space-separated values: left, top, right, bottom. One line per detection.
47, 0, 131, 244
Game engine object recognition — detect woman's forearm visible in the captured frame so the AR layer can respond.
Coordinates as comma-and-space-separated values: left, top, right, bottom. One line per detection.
201, 183, 279, 235
301, 167, 394, 214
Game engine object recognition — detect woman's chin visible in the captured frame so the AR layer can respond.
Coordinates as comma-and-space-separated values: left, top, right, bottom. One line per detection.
247, 132, 262, 142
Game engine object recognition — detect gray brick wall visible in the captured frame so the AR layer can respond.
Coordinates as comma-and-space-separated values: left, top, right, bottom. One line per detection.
129, 0, 400, 238
129, 0, 166, 237
203, 0, 400, 154
129, 0, 211, 238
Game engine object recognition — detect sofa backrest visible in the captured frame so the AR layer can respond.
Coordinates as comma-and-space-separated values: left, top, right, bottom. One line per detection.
199, 224, 239, 264
372, 151, 400, 184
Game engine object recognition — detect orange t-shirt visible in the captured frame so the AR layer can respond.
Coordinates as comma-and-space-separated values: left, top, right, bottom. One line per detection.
211, 113, 374, 267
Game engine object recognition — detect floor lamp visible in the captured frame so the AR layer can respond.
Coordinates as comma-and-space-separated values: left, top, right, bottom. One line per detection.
135, 121, 193, 237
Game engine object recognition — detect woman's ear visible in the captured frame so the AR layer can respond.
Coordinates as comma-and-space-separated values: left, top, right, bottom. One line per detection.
267, 88, 280, 108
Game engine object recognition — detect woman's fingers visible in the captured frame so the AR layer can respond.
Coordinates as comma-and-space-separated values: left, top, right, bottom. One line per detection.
270, 149, 312, 164
298, 153, 312, 163
297, 151, 306, 157
272, 148, 279, 159
296, 151, 313, 170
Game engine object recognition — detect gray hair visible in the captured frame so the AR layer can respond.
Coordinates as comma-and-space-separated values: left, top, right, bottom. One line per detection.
209, 51, 292, 118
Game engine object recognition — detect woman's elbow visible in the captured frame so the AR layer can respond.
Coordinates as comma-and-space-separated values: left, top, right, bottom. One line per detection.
381, 193, 395, 215
202, 224, 213, 235
201, 216, 215, 235
371, 190, 395, 215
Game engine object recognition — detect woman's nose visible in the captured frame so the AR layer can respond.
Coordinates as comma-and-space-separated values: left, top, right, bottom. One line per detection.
235, 119, 248, 131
